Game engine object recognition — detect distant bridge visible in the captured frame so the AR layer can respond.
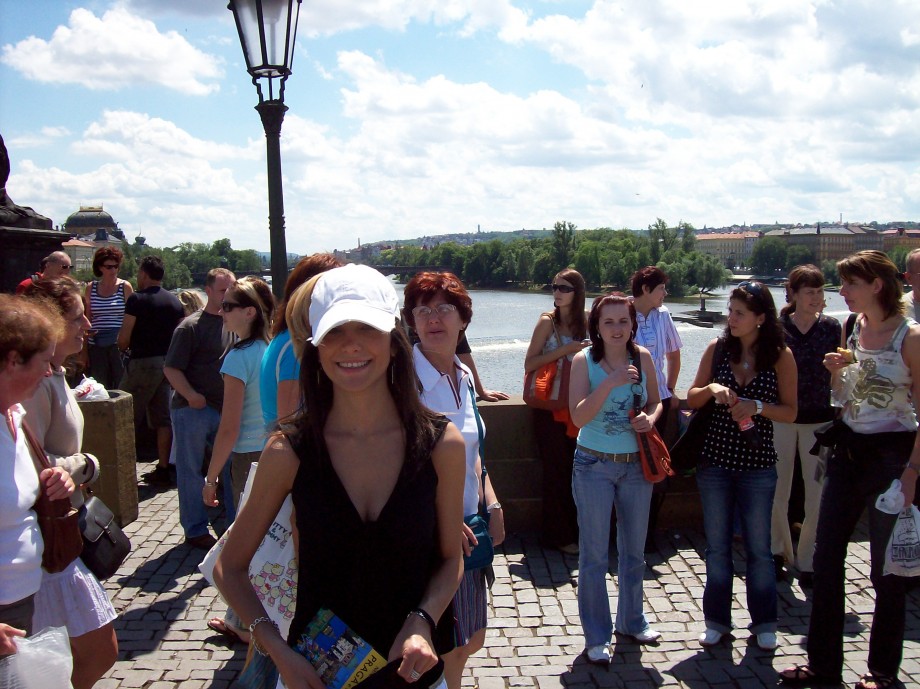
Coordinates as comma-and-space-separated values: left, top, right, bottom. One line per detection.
189, 264, 449, 285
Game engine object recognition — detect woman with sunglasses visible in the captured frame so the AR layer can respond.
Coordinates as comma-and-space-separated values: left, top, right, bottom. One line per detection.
524, 269, 590, 554
781, 251, 920, 689
215, 265, 465, 689
568, 293, 663, 665
202, 275, 274, 643
687, 281, 796, 651
82, 246, 133, 389
403, 272, 504, 689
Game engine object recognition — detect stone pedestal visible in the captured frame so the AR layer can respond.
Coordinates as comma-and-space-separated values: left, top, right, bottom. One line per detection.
0, 226, 65, 294
78, 390, 139, 527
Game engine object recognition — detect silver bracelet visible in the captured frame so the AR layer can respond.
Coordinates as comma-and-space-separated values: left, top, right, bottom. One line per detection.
204, 478, 218, 487
248, 616, 280, 656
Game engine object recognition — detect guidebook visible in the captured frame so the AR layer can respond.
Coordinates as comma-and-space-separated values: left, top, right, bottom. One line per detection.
293, 608, 386, 689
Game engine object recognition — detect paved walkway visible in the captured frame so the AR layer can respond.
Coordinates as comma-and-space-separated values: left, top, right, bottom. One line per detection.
98, 468, 920, 689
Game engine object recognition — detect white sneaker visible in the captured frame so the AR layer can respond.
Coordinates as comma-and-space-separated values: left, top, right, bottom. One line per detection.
632, 628, 662, 644
586, 644, 612, 665
756, 632, 778, 650
699, 628, 723, 646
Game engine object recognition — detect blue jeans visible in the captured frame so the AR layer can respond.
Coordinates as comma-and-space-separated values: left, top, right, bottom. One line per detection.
571, 449, 653, 647
696, 465, 777, 634
173, 405, 234, 538
807, 431, 914, 679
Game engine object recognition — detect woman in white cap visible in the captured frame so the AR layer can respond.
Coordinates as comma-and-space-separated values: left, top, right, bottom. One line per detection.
215, 264, 466, 689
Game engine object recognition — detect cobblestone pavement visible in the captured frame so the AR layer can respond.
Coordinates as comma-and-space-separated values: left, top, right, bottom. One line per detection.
99, 469, 920, 689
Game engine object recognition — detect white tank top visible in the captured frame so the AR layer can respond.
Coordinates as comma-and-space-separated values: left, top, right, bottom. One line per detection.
842, 317, 917, 433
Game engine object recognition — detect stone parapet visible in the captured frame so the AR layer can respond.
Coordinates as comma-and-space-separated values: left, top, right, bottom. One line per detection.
78, 390, 139, 526
477, 394, 702, 535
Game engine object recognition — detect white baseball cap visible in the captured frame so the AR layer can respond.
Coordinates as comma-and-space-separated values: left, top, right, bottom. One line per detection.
309, 264, 400, 346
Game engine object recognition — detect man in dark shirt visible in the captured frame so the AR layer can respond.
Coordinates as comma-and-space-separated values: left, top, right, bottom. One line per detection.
164, 267, 235, 549
118, 255, 185, 485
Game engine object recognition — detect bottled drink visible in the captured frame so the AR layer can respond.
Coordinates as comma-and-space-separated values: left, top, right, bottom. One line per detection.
732, 399, 761, 451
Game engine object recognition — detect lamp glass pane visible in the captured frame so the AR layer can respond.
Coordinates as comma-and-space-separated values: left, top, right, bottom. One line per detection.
233, 0, 265, 73
262, 0, 289, 71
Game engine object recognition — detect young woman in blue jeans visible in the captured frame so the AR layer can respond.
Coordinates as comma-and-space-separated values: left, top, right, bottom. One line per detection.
568, 293, 662, 665
687, 281, 797, 652
781, 251, 920, 689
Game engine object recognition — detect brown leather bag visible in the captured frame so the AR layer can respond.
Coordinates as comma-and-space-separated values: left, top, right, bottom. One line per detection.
630, 349, 674, 484
523, 317, 571, 411
22, 421, 83, 573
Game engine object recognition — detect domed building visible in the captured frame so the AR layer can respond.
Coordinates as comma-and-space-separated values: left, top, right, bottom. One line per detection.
64, 204, 125, 246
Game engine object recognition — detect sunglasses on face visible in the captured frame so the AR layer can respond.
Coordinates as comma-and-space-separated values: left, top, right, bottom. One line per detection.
101, 264, 119, 270
412, 303, 458, 320
221, 301, 244, 312
59, 265, 72, 271
552, 284, 575, 293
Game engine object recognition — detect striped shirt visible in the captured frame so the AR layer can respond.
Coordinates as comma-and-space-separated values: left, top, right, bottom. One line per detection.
633, 305, 682, 400
89, 281, 126, 333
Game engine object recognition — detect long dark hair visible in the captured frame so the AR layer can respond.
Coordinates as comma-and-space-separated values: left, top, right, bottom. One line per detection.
724, 281, 786, 370
781, 264, 824, 317
837, 250, 905, 320
588, 292, 637, 363
551, 268, 587, 340
292, 325, 440, 473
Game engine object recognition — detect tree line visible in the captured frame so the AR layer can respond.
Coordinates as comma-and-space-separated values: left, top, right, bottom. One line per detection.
73, 238, 262, 291
371, 219, 731, 296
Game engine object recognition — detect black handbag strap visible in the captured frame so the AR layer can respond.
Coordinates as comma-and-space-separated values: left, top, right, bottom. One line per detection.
630, 347, 644, 414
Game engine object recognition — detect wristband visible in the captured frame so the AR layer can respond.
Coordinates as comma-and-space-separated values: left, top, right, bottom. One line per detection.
204, 478, 218, 487
486, 501, 502, 512
753, 399, 763, 416
407, 608, 437, 638
907, 462, 920, 474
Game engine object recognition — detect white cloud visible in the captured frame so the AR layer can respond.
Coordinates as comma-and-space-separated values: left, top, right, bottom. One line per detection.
0, 7, 223, 95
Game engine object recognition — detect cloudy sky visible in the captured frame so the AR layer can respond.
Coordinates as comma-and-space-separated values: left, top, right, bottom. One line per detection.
1, 0, 919, 255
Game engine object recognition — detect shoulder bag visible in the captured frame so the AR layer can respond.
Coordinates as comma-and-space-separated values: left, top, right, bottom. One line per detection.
22, 421, 84, 573
463, 383, 494, 572
669, 337, 725, 475
630, 349, 674, 483
523, 317, 571, 410
79, 489, 132, 579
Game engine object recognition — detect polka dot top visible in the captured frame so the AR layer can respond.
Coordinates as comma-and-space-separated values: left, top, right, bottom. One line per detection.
701, 355, 779, 471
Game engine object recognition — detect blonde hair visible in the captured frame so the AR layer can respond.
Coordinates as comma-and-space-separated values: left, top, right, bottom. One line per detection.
285, 274, 325, 360
177, 290, 203, 316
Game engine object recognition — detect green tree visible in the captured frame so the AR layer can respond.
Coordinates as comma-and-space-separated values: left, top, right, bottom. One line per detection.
750, 237, 787, 274
821, 259, 840, 286
889, 245, 911, 273
551, 221, 577, 268
531, 251, 556, 285
680, 221, 697, 253
574, 241, 602, 287
785, 244, 816, 272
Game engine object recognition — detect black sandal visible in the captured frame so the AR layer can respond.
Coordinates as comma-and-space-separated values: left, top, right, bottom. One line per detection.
779, 664, 842, 686
855, 672, 897, 689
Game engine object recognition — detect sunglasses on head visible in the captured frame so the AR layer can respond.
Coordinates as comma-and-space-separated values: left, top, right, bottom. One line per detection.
552, 284, 575, 293
737, 280, 765, 298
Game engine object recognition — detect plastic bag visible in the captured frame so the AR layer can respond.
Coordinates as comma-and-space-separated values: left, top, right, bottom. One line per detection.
199, 462, 297, 640
884, 505, 920, 577
73, 377, 108, 401
0, 626, 73, 689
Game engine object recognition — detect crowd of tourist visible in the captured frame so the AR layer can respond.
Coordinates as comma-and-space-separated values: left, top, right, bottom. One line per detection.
2, 245, 919, 689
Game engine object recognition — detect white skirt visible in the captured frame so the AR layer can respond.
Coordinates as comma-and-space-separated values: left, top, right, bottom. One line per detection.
32, 559, 117, 637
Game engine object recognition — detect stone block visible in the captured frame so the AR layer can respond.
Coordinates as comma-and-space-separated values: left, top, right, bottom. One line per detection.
78, 389, 139, 526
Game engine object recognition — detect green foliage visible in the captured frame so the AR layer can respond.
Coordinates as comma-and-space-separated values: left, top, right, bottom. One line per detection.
551, 221, 577, 268
785, 244, 816, 272
888, 245, 911, 273
821, 259, 841, 286
750, 236, 788, 274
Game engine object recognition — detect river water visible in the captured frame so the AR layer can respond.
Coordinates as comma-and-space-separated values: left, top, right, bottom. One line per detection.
447, 286, 851, 395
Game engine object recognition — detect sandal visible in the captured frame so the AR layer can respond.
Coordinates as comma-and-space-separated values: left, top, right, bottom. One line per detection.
779, 664, 842, 686
207, 618, 250, 645
856, 672, 897, 689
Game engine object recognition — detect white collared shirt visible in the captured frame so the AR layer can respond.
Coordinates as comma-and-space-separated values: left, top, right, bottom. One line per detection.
413, 345, 482, 516
634, 305, 682, 399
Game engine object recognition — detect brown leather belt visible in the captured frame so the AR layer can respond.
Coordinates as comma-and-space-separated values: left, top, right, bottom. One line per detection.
576, 445, 638, 463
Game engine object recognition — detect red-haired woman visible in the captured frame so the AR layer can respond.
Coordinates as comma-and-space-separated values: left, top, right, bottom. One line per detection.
403, 271, 504, 689
83, 246, 133, 389
524, 269, 590, 554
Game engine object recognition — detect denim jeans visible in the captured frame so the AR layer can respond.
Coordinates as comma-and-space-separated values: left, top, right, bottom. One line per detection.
173, 405, 234, 538
696, 464, 777, 634
572, 448, 653, 646
807, 431, 914, 679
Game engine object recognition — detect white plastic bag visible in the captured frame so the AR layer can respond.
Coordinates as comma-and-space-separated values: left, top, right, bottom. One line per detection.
0, 626, 73, 689
73, 376, 108, 401
199, 462, 297, 639
884, 505, 920, 577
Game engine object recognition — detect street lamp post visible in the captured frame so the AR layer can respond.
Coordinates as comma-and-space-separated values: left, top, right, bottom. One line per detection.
228, 0, 302, 299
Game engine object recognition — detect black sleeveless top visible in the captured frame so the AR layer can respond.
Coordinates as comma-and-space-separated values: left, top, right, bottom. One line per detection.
285, 416, 454, 656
